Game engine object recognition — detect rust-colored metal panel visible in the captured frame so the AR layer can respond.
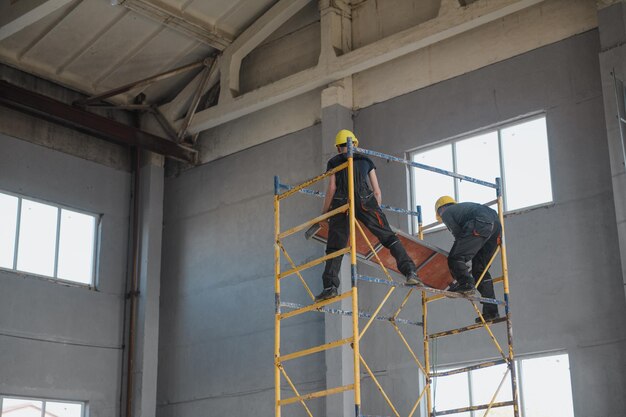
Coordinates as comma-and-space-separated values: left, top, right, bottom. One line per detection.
311, 222, 453, 290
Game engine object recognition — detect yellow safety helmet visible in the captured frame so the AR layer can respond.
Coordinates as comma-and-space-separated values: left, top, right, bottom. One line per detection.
335, 129, 359, 147
435, 196, 456, 222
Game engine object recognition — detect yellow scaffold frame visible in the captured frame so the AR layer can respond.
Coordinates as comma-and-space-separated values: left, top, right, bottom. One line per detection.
273, 139, 519, 417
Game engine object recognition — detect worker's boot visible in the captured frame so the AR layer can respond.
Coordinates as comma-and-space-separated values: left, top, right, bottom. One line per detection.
448, 279, 476, 295
476, 307, 499, 323
405, 271, 424, 287
315, 286, 338, 302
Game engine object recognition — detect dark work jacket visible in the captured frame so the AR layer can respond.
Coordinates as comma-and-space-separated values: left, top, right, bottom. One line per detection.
440, 202, 499, 239
326, 153, 376, 200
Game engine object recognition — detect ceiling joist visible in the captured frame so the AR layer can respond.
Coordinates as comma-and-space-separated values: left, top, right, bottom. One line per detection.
115, 0, 233, 50
0, 0, 75, 41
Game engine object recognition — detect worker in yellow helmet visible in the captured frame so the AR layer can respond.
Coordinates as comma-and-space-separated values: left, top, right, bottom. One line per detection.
435, 196, 501, 322
315, 130, 422, 301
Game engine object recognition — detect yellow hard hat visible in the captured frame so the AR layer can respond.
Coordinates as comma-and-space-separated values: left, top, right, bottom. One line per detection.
335, 129, 359, 147
435, 195, 456, 222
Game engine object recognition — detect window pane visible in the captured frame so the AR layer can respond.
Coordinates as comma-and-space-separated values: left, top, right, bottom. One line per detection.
412, 145, 455, 225
501, 118, 553, 210
0, 193, 18, 269
470, 363, 513, 415
456, 131, 500, 205
2, 398, 44, 417
432, 371, 470, 417
57, 209, 96, 284
17, 199, 58, 276
45, 402, 82, 417
521, 354, 574, 417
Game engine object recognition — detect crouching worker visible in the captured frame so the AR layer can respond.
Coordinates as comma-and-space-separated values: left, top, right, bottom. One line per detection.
315, 130, 423, 302
435, 196, 501, 321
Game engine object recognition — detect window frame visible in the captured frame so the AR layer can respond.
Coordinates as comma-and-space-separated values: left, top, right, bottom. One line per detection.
0, 394, 86, 417
407, 113, 554, 233
0, 189, 100, 289
431, 350, 573, 417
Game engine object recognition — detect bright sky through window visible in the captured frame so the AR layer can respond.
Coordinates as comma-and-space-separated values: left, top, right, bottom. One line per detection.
17, 199, 58, 276
411, 116, 552, 227
0, 191, 97, 286
1, 396, 84, 417
0, 193, 18, 269
431, 353, 574, 417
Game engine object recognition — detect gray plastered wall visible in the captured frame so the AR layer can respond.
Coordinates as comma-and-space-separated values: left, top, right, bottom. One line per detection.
0, 132, 130, 417
157, 125, 329, 417
158, 28, 626, 417
355, 29, 626, 416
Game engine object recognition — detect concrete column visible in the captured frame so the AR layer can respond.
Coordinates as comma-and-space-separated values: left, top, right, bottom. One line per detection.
130, 151, 164, 417
321, 79, 354, 417
598, 1, 626, 301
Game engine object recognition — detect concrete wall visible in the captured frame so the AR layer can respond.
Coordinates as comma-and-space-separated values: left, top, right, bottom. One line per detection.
355, 29, 626, 416
0, 133, 130, 417
157, 125, 328, 417
160, 28, 626, 417
351, 0, 439, 48
240, 2, 321, 95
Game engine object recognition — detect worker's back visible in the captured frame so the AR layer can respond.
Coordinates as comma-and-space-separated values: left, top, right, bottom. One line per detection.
327, 153, 376, 199
441, 202, 498, 237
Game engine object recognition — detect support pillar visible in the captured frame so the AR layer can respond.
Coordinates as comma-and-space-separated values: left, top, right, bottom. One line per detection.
321, 77, 354, 416
598, 1, 626, 301
128, 151, 164, 417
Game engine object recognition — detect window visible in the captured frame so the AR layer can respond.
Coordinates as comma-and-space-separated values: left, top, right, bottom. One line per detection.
0, 191, 98, 286
432, 353, 574, 417
0, 396, 84, 417
410, 116, 553, 226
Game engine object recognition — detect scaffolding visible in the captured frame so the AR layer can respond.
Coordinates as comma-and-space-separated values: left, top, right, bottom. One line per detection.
273, 139, 519, 417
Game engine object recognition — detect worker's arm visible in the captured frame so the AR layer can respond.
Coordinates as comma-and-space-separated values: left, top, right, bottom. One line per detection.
369, 170, 382, 206
322, 174, 337, 214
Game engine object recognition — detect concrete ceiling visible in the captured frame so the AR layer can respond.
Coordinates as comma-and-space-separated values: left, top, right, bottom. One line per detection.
0, 0, 277, 104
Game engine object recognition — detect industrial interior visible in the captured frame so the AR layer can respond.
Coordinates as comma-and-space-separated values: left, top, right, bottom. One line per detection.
1, 0, 626, 416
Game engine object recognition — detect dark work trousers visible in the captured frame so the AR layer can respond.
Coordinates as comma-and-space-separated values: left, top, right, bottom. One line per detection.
322, 195, 416, 289
448, 219, 502, 315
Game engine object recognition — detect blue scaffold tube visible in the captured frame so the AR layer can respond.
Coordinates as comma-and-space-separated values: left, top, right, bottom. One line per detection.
276, 183, 421, 218
355, 147, 497, 189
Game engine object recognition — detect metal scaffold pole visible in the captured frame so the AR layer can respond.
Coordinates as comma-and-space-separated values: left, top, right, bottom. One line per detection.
497, 177, 520, 417
274, 175, 281, 417
347, 139, 362, 417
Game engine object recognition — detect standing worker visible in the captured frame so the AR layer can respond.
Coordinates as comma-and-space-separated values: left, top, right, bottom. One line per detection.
315, 130, 422, 302
435, 196, 501, 321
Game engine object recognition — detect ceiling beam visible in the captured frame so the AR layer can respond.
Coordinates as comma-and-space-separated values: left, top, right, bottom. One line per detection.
187, 0, 546, 134
0, 0, 75, 41
0, 81, 197, 163
115, 0, 233, 50
219, 0, 312, 99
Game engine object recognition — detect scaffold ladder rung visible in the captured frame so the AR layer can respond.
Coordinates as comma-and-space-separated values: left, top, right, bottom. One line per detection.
433, 400, 515, 416
278, 247, 351, 279
430, 358, 508, 378
278, 337, 354, 362
428, 316, 507, 339
278, 384, 355, 405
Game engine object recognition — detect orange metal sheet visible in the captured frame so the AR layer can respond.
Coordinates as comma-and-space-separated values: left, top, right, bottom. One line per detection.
312, 222, 453, 290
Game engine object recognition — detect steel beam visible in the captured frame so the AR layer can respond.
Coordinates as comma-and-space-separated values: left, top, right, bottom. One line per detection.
0, 81, 197, 163
75, 60, 206, 106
